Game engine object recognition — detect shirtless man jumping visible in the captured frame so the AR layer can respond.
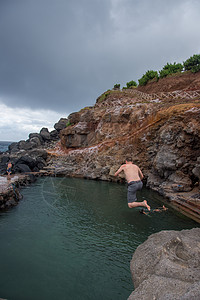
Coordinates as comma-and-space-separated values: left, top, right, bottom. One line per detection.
114, 158, 150, 211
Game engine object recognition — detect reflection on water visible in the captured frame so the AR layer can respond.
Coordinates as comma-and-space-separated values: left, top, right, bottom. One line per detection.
0, 177, 199, 300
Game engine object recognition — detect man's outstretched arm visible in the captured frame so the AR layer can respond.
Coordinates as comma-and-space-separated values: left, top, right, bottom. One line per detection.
114, 165, 124, 176
138, 167, 144, 180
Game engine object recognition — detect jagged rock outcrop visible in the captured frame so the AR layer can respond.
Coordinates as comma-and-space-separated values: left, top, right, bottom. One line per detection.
1, 72, 200, 221
0, 174, 36, 210
46, 72, 200, 222
54, 118, 68, 131
128, 228, 200, 300
58, 89, 200, 189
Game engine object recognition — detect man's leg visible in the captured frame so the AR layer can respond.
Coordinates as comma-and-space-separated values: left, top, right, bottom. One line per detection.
128, 200, 150, 210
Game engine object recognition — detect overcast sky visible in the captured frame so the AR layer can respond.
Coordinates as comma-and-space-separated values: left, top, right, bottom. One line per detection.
0, 0, 200, 141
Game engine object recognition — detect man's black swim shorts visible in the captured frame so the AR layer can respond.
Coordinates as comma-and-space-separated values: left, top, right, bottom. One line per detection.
127, 180, 143, 203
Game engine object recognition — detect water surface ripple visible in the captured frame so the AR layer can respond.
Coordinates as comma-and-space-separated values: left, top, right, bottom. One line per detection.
0, 177, 198, 300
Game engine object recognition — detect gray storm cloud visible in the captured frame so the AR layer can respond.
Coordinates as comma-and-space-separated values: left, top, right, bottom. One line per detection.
0, 0, 200, 115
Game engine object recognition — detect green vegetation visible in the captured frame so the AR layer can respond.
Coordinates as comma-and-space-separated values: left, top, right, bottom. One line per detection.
183, 54, 200, 73
97, 90, 112, 103
66, 121, 72, 127
126, 80, 137, 88
159, 62, 183, 78
114, 83, 120, 89
138, 70, 159, 86
107, 53, 200, 90
79, 106, 92, 113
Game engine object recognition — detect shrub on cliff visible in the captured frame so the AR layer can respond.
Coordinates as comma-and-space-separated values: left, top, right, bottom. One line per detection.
126, 80, 137, 88
138, 70, 159, 86
159, 62, 183, 78
114, 83, 120, 89
66, 121, 72, 127
183, 54, 200, 73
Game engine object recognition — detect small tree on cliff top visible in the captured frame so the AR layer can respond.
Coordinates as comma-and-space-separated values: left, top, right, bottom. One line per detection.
183, 54, 200, 73
114, 83, 120, 89
159, 62, 183, 78
138, 70, 159, 86
126, 80, 137, 88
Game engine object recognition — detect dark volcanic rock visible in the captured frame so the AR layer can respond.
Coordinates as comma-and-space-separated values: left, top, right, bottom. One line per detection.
29, 132, 44, 143
40, 127, 51, 141
14, 163, 32, 173
18, 140, 33, 150
29, 149, 48, 160
15, 156, 36, 169
50, 129, 59, 140
8, 142, 19, 152
29, 136, 42, 147
128, 228, 200, 300
0, 155, 10, 164
54, 118, 68, 131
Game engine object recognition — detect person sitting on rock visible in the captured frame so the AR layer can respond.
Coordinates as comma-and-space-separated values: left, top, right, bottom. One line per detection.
114, 158, 150, 211
7, 161, 12, 178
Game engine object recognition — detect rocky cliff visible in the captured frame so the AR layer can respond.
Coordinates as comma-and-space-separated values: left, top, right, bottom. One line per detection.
46, 72, 200, 222
1, 72, 200, 220
128, 228, 200, 300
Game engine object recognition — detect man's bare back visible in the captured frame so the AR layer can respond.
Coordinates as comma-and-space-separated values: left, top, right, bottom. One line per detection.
114, 162, 143, 183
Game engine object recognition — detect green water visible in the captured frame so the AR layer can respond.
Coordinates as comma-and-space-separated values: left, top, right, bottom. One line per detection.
0, 177, 199, 300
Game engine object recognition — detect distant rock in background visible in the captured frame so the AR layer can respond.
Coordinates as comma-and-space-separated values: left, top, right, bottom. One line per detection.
0, 118, 67, 175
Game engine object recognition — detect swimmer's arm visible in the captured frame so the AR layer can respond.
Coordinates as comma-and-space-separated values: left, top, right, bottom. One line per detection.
114, 165, 124, 176
138, 167, 144, 180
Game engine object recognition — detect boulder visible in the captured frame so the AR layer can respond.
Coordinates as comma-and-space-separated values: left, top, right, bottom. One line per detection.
40, 128, 51, 141
54, 118, 68, 131
128, 228, 200, 300
8, 142, 19, 152
29, 149, 48, 160
15, 156, 36, 169
18, 140, 33, 150
50, 129, 59, 140
35, 157, 47, 169
68, 112, 80, 124
13, 163, 32, 173
154, 146, 178, 177
0, 155, 10, 164
29, 133, 44, 143
29, 136, 42, 148
61, 121, 97, 148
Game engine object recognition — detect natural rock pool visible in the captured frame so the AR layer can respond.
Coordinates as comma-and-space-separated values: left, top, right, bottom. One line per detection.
0, 177, 198, 300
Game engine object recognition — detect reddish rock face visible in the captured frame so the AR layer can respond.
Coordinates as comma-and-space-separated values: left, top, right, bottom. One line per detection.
59, 79, 200, 188
52, 72, 200, 222
137, 71, 200, 93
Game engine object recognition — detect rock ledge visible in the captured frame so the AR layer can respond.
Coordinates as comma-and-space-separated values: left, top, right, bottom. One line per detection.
128, 228, 200, 300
